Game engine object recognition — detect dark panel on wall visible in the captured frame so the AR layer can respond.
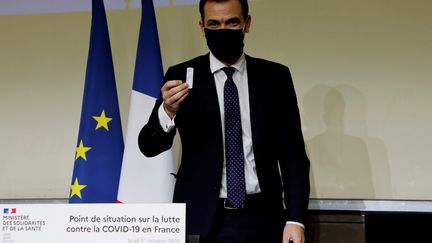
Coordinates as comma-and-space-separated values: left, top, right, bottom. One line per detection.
365, 212, 432, 242
307, 211, 365, 243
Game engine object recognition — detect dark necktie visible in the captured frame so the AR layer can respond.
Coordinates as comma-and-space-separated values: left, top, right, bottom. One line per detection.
222, 67, 246, 208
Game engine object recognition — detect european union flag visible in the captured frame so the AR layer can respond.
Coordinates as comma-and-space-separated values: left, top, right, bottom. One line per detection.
69, 0, 124, 203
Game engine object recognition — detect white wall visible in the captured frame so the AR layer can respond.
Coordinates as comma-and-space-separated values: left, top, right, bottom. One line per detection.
0, 0, 431, 200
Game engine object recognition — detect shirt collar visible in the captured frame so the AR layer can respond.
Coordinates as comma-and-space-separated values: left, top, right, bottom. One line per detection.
209, 52, 246, 74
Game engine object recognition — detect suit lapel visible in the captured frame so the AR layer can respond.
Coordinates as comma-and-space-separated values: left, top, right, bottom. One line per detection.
195, 54, 221, 121
198, 54, 224, 163
245, 56, 264, 153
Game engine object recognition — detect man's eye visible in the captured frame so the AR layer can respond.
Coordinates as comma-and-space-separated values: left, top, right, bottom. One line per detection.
207, 22, 219, 27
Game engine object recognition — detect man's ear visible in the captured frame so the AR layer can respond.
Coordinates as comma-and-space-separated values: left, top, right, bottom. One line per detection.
199, 20, 206, 37
244, 15, 252, 33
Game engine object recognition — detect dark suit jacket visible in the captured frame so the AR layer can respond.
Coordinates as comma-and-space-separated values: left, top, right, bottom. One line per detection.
139, 54, 310, 236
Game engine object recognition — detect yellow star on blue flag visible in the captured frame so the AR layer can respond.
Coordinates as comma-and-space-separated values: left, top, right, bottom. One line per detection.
75, 140, 91, 160
93, 110, 112, 131
70, 178, 87, 199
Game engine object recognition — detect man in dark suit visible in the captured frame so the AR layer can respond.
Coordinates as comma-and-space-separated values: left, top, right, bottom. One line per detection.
138, 0, 310, 242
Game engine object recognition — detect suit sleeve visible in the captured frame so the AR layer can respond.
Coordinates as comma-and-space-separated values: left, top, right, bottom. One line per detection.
138, 67, 177, 157
277, 66, 310, 225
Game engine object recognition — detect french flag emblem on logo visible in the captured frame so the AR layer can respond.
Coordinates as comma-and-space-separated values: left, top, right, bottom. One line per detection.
3, 208, 16, 214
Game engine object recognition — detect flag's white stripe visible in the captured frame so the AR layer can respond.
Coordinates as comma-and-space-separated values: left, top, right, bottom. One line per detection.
118, 90, 175, 203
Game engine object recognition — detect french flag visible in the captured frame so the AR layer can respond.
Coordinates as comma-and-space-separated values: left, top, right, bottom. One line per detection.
117, 0, 175, 203
3, 208, 16, 214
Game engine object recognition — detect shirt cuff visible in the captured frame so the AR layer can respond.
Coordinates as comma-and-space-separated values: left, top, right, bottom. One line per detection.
286, 221, 305, 229
158, 103, 176, 133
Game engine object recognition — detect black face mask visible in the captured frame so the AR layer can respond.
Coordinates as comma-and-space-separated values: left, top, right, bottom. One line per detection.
204, 28, 245, 64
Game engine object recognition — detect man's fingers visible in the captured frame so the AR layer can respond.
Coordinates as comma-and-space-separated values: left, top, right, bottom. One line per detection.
165, 86, 189, 105
162, 80, 186, 94
162, 80, 183, 91
175, 90, 189, 104
282, 224, 304, 243
162, 81, 188, 101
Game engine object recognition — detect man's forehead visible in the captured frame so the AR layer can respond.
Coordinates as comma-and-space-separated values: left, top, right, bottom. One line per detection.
203, 0, 243, 21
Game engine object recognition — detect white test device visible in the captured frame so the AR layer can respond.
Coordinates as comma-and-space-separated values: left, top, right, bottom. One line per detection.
186, 67, 194, 89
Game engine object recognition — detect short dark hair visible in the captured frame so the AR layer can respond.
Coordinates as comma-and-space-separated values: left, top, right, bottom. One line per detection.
199, 0, 249, 21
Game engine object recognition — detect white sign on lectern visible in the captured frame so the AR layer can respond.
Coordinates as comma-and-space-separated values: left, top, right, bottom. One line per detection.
0, 203, 185, 243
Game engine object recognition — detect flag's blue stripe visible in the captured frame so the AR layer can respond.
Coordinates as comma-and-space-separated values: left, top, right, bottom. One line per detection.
69, 0, 124, 203
132, 0, 164, 99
